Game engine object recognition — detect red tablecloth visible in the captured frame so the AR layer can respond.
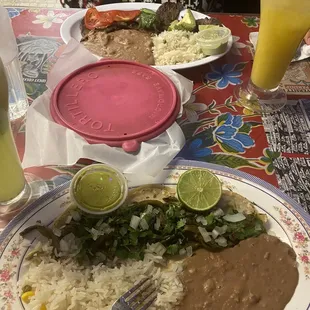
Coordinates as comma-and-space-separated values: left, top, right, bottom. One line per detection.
6, 8, 310, 213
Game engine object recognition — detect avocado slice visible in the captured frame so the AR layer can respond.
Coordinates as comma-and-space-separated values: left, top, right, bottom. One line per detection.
177, 9, 196, 32
168, 20, 180, 31
168, 9, 196, 32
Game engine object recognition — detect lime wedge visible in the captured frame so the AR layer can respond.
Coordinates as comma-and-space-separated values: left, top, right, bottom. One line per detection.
177, 169, 222, 211
198, 25, 217, 31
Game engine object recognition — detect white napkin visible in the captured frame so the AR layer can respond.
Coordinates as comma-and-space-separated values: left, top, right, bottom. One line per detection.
249, 32, 310, 62
22, 39, 193, 180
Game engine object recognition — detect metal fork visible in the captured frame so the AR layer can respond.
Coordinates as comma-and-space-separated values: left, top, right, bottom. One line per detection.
112, 277, 157, 310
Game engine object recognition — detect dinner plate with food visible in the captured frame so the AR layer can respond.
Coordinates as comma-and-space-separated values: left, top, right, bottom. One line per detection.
0, 159, 309, 310
60, 3, 233, 70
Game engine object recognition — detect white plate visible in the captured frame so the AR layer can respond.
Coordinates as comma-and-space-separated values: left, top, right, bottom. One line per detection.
60, 3, 233, 70
1, 159, 309, 309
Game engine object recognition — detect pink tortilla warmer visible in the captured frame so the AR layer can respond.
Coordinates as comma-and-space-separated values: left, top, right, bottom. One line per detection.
50, 60, 181, 152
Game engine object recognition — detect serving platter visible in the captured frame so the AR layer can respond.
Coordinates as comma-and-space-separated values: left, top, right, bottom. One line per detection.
0, 159, 309, 309
60, 3, 233, 70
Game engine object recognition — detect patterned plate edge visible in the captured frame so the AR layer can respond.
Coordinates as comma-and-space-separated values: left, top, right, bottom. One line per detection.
0, 182, 71, 245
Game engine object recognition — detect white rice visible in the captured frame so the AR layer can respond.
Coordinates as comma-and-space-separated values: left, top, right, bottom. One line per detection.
152, 30, 204, 66
19, 244, 184, 310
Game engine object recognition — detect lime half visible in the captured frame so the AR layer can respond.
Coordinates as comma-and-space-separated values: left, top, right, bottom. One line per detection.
177, 169, 222, 211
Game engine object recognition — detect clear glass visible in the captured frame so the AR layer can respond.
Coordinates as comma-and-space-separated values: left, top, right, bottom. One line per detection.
235, 0, 310, 114
6, 57, 29, 120
0, 58, 53, 230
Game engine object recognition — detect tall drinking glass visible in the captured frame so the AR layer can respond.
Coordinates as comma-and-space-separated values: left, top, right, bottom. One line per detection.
0, 58, 53, 229
235, 0, 310, 113
0, 57, 30, 226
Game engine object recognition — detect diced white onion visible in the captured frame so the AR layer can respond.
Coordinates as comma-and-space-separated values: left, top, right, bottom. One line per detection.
140, 218, 149, 230
186, 246, 193, 257
143, 253, 165, 264
215, 236, 228, 247
154, 217, 161, 230
201, 217, 208, 226
221, 224, 228, 234
198, 227, 211, 243
91, 228, 100, 241
179, 248, 186, 256
95, 218, 104, 229
130, 215, 141, 230
60, 233, 79, 253
149, 242, 166, 256
255, 223, 262, 231
71, 210, 81, 222
211, 229, 219, 239
213, 225, 228, 236
65, 215, 72, 224
196, 216, 208, 226
213, 208, 225, 217
99, 223, 114, 234
153, 208, 160, 215
223, 213, 246, 222
53, 228, 62, 237
146, 205, 153, 213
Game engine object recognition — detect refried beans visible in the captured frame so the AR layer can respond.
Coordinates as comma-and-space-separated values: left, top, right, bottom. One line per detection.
81, 29, 155, 65
179, 234, 298, 310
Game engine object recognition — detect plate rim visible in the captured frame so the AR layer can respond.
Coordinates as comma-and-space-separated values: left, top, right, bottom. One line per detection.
1, 159, 309, 245
59, 3, 233, 70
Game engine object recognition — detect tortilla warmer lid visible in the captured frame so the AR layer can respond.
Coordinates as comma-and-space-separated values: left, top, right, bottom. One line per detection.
50, 60, 180, 153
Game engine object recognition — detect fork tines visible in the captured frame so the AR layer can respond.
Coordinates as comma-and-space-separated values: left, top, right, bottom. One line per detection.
122, 277, 157, 310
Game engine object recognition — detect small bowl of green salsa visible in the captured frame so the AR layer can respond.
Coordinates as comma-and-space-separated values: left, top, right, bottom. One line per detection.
70, 164, 128, 215
196, 26, 231, 56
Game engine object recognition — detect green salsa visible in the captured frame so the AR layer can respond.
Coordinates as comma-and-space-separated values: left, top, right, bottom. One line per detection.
73, 168, 125, 212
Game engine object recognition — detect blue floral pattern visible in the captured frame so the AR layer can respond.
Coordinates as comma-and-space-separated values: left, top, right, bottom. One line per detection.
178, 138, 212, 160
214, 113, 254, 153
6, 8, 24, 19
205, 63, 243, 89
178, 112, 255, 160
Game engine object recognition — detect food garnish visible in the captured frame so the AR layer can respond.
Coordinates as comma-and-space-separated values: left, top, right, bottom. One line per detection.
177, 169, 222, 211
198, 24, 217, 31
138, 8, 159, 31
21, 185, 266, 265
168, 9, 196, 32
84, 8, 141, 30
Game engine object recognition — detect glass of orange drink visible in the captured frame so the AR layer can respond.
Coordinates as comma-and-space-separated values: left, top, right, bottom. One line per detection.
235, 0, 310, 113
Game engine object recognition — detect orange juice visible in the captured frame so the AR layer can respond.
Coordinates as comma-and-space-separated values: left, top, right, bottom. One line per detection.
251, 0, 310, 90
0, 58, 25, 203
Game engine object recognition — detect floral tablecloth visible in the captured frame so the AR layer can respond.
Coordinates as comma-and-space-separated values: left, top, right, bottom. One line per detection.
7, 8, 310, 214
